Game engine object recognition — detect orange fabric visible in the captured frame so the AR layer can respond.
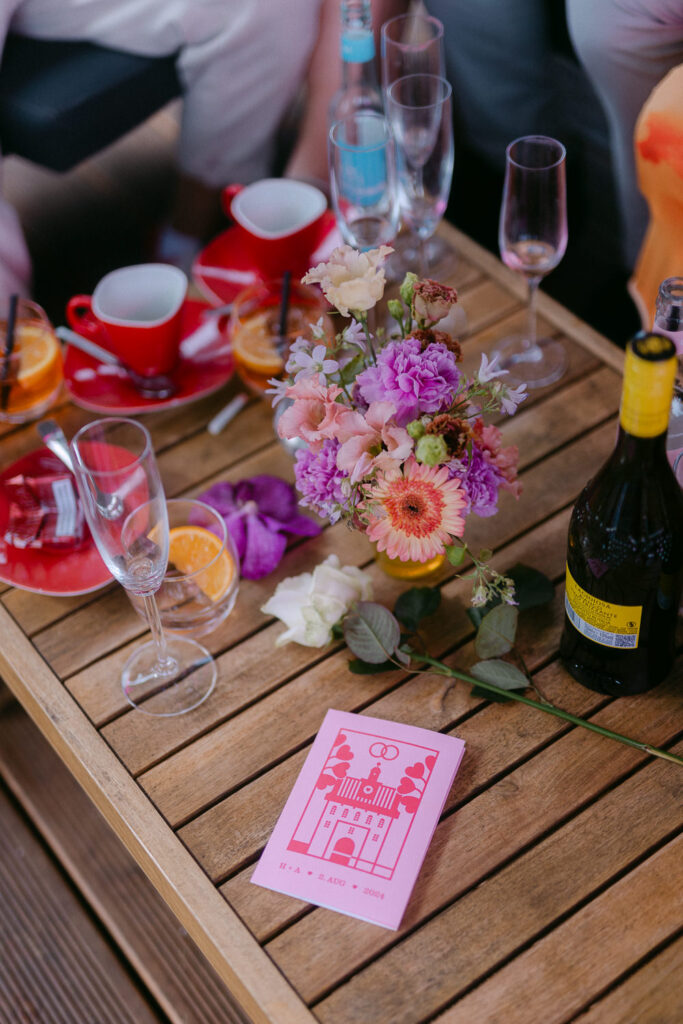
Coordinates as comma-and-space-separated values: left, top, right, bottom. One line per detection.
629, 66, 683, 329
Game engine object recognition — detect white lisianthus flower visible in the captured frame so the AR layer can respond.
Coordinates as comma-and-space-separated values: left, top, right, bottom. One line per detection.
303, 244, 393, 317
261, 554, 373, 647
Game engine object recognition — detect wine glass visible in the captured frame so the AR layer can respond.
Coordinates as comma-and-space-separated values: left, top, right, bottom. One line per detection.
70, 417, 216, 717
380, 13, 445, 99
328, 112, 399, 251
385, 74, 454, 277
380, 15, 450, 275
493, 135, 568, 388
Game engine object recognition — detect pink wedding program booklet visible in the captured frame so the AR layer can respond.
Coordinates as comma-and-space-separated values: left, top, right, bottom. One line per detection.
251, 708, 466, 930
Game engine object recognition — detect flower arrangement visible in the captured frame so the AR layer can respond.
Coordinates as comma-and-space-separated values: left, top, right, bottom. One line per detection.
270, 244, 527, 606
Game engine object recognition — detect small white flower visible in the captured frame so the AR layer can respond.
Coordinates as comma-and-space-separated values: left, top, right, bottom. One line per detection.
311, 316, 328, 341
341, 319, 367, 351
499, 382, 528, 416
261, 555, 373, 647
265, 377, 290, 407
477, 352, 508, 383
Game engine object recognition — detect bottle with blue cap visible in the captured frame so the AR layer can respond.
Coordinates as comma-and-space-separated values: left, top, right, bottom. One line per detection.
328, 0, 383, 126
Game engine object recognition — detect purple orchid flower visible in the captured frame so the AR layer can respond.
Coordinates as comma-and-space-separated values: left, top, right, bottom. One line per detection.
198, 475, 320, 579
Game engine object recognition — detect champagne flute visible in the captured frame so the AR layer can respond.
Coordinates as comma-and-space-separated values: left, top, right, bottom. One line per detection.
70, 417, 216, 717
328, 112, 399, 251
380, 14, 450, 275
380, 13, 445, 99
385, 74, 454, 277
493, 135, 568, 388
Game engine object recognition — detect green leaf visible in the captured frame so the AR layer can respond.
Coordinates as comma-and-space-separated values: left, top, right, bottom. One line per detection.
339, 352, 366, 385
344, 602, 401, 664
475, 603, 519, 659
470, 659, 529, 689
445, 542, 467, 567
507, 564, 555, 611
393, 587, 441, 632
348, 658, 395, 674
466, 599, 497, 631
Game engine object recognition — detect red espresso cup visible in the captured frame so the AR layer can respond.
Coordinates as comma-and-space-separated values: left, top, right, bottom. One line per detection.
66, 263, 187, 377
222, 179, 328, 278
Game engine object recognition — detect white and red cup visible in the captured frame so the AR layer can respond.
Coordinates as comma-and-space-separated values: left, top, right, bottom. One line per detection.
222, 179, 327, 277
66, 263, 187, 378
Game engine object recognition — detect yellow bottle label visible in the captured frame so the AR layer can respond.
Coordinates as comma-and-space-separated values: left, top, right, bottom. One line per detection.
620, 334, 677, 437
565, 566, 642, 649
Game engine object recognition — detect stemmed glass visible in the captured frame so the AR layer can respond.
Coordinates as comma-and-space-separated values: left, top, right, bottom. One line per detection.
328, 112, 399, 251
385, 74, 454, 277
70, 417, 216, 717
381, 15, 450, 275
380, 13, 445, 98
493, 135, 568, 388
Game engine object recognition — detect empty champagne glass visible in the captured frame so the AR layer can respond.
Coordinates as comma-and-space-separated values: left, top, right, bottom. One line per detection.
70, 417, 216, 717
493, 135, 568, 388
385, 74, 454, 276
380, 13, 445, 99
328, 112, 399, 251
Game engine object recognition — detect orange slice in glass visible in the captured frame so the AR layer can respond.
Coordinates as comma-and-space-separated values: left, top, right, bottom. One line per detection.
16, 324, 61, 390
168, 525, 235, 602
232, 310, 285, 377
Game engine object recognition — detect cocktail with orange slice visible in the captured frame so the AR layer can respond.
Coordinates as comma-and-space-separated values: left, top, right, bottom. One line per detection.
128, 499, 239, 637
0, 299, 63, 423
230, 278, 333, 397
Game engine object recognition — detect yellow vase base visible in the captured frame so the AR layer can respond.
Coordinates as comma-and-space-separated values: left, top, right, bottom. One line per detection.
374, 549, 446, 581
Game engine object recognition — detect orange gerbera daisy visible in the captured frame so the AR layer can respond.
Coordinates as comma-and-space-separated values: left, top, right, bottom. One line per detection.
366, 458, 466, 562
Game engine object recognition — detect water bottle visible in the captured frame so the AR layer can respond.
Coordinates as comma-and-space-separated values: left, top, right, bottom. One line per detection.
329, 0, 383, 126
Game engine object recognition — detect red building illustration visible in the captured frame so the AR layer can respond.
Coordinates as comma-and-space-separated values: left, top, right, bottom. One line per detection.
287, 729, 437, 880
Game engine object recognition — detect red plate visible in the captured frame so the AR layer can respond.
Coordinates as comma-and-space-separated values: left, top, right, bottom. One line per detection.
193, 212, 342, 306
63, 299, 234, 415
0, 449, 111, 596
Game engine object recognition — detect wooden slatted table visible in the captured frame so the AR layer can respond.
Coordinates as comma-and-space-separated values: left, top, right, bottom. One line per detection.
1, 223, 681, 1024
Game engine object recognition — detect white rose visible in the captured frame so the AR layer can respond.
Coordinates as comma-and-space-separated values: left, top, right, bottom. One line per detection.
303, 245, 393, 317
261, 554, 374, 647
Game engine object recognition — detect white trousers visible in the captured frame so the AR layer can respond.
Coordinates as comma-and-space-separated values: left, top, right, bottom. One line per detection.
0, 0, 324, 300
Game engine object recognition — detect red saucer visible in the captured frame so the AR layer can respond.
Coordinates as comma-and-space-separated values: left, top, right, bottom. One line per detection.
63, 299, 234, 415
0, 449, 111, 596
193, 212, 341, 306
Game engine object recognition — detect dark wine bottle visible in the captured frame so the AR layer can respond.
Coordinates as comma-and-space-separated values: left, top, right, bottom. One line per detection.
560, 332, 683, 696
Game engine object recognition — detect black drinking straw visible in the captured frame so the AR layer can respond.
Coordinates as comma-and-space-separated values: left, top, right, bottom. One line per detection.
0, 293, 19, 412
276, 271, 291, 356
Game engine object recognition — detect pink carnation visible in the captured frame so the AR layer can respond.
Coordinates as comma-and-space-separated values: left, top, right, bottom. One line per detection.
276, 380, 346, 450
336, 401, 414, 484
473, 420, 522, 498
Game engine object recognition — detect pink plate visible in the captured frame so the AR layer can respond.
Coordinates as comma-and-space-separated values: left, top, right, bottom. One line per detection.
63, 299, 234, 415
0, 449, 111, 596
193, 212, 341, 306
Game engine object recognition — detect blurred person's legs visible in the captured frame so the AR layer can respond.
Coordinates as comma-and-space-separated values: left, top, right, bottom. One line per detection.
567, 0, 683, 270
3, 0, 324, 289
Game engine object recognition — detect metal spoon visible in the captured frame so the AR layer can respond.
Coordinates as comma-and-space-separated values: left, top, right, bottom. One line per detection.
37, 419, 124, 520
55, 327, 176, 399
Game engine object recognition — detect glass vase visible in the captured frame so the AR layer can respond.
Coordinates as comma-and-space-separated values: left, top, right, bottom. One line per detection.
373, 546, 446, 580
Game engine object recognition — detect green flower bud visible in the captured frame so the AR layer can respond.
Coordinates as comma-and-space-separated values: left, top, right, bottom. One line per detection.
406, 419, 426, 440
387, 298, 404, 323
415, 434, 448, 466
399, 271, 418, 307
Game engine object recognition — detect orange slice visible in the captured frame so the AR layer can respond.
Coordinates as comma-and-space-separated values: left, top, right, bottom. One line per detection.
232, 310, 285, 377
16, 324, 61, 390
168, 525, 236, 602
